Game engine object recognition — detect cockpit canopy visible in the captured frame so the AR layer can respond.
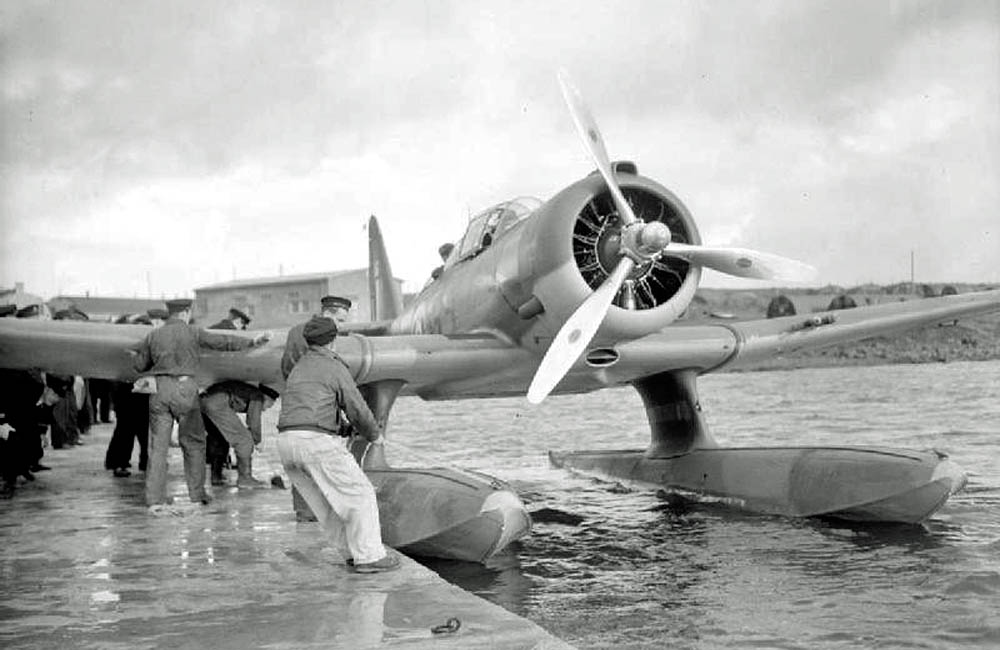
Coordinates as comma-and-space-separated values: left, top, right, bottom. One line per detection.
444, 196, 542, 268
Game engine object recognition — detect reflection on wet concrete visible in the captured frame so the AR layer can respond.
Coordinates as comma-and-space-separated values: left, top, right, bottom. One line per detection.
0, 424, 572, 649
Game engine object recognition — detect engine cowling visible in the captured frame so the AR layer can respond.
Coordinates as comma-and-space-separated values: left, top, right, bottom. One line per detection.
514, 165, 702, 346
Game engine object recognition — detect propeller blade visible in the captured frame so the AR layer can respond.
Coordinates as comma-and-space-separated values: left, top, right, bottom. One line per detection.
527, 257, 635, 404
558, 70, 637, 226
665, 243, 817, 282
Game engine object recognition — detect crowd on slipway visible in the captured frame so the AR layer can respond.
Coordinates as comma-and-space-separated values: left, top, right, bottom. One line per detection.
0, 302, 264, 500
2, 296, 401, 574
0, 303, 145, 498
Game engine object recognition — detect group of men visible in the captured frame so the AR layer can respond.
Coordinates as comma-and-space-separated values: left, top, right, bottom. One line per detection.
1, 303, 88, 496
128, 295, 398, 573
130, 299, 271, 507
2, 294, 398, 573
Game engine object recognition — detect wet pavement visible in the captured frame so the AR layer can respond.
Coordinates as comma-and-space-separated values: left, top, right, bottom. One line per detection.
0, 423, 572, 649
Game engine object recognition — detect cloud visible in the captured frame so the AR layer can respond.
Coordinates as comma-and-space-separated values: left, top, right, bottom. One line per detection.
1, 0, 997, 300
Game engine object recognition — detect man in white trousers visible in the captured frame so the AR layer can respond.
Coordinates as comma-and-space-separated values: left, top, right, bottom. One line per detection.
275, 315, 399, 573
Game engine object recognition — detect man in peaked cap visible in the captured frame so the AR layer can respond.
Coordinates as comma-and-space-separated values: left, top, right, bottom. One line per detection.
278, 295, 353, 521
131, 297, 272, 511
203, 306, 254, 477
276, 316, 398, 573
209, 307, 251, 331
280, 296, 351, 379
228, 308, 251, 329
146, 308, 169, 328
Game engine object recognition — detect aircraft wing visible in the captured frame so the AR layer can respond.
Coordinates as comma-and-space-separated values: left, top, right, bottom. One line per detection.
1, 290, 997, 398
0, 320, 285, 386
351, 289, 1000, 395
0, 319, 535, 397
719, 289, 1000, 370
604, 289, 1000, 381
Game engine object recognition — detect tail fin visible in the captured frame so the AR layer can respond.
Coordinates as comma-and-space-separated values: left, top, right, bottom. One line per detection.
368, 215, 403, 321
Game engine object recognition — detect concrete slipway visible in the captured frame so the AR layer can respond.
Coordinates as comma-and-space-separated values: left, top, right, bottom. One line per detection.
0, 423, 573, 650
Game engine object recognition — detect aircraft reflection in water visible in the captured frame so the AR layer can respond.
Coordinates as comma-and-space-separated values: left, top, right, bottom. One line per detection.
2, 73, 1000, 562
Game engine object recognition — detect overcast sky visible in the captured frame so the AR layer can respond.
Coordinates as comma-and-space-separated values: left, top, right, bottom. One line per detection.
2, 0, 998, 300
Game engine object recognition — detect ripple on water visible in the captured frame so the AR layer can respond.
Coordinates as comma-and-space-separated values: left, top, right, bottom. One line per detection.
410, 362, 1000, 649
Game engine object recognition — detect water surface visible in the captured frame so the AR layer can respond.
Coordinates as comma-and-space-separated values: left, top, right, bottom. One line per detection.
391, 361, 1000, 649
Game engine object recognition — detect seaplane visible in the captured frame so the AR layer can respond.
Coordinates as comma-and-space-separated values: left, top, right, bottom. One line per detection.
2, 73, 999, 563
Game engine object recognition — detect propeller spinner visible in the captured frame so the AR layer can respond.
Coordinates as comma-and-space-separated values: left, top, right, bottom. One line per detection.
527, 72, 816, 404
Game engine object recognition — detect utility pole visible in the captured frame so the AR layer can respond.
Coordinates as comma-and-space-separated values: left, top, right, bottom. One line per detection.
910, 249, 914, 291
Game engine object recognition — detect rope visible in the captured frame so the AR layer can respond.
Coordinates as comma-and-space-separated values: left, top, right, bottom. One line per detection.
364, 437, 500, 486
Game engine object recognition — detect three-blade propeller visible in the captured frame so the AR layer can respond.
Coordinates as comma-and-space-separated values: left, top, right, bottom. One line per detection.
527, 72, 816, 404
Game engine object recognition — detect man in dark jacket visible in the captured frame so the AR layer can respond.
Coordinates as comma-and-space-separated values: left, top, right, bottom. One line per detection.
0, 369, 58, 496
201, 380, 278, 488
280, 295, 351, 521
276, 316, 398, 573
104, 314, 154, 477
131, 298, 270, 510
204, 307, 251, 478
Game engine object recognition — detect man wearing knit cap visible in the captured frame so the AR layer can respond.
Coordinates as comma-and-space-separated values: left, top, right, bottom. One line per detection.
276, 315, 399, 573
279, 295, 353, 522
131, 298, 272, 511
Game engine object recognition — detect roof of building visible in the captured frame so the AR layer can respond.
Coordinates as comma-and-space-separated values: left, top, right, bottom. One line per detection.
195, 268, 371, 292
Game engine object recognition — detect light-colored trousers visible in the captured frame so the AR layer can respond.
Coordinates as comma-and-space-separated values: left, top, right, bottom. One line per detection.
276, 430, 386, 564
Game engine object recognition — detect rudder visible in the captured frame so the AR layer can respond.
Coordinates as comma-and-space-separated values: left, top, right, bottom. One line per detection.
367, 215, 403, 321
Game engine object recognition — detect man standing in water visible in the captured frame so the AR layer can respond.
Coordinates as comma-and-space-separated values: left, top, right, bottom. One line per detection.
276, 315, 398, 573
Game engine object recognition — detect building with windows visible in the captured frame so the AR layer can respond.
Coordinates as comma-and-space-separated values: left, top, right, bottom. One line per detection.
193, 269, 400, 329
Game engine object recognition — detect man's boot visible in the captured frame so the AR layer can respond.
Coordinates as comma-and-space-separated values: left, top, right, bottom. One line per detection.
210, 457, 226, 486
236, 455, 267, 489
